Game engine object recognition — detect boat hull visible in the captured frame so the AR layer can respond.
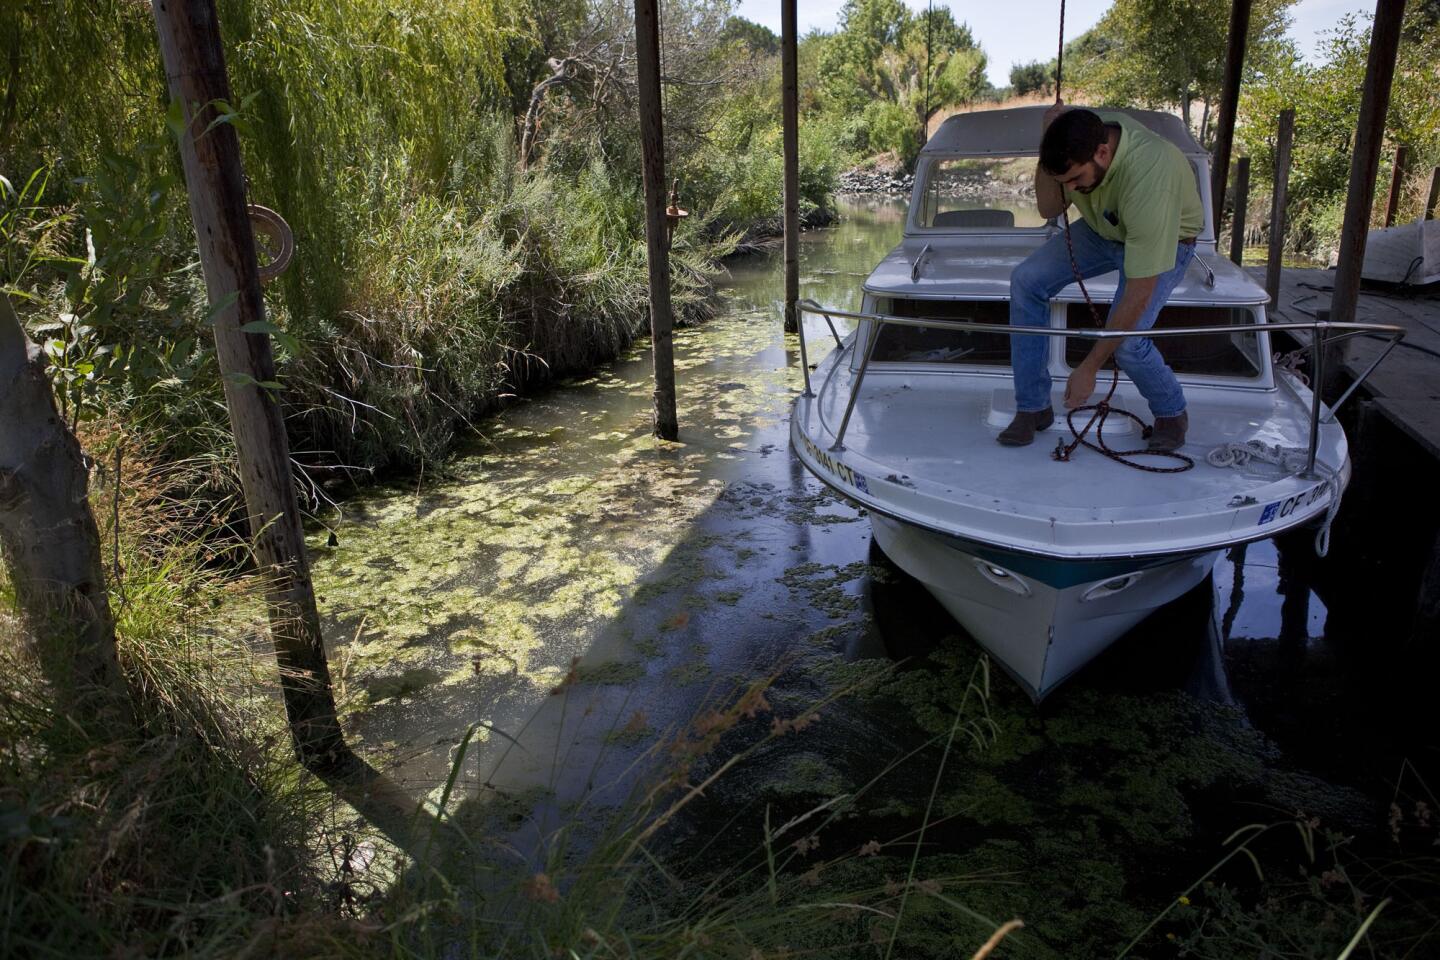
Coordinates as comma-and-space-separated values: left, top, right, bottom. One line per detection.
870, 513, 1219, 700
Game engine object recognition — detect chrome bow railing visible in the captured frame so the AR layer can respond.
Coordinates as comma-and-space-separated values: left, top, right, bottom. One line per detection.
792, 298, 1406, 481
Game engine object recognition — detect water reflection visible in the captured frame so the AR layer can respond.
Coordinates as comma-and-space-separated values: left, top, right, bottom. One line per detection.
724, 197, 909, 354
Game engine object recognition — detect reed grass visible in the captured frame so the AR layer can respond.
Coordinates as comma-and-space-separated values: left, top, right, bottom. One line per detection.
1, 0, 745, 524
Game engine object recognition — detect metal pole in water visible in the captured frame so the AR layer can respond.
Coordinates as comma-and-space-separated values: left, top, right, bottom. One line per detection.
781, 0, 800, 335
634, 0, 679, 440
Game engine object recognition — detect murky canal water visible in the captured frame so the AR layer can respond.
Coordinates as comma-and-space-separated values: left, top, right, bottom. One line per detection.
310, 199, 1435, 956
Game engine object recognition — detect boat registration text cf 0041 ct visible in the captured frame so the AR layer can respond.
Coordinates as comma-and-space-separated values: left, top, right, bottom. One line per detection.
788, 106, 1404, 701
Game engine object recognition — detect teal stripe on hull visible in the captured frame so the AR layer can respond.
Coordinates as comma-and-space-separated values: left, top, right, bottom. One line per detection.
965, 543, 1191, 589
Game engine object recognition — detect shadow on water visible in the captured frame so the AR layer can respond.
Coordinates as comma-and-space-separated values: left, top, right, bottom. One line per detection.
309, 198, 1438, 955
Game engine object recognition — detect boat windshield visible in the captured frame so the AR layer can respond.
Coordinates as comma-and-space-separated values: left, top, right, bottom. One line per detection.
915, 157, 1049, 231
1066, 304, 1266, 378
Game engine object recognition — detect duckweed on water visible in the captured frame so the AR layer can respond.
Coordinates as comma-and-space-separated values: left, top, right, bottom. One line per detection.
298, 244, 1425, 956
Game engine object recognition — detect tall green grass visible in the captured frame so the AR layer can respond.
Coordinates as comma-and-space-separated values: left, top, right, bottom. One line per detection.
0, 494, 331, 957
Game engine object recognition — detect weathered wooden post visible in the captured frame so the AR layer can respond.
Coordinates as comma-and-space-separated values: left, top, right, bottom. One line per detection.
1383, 145, 1410, 227
0, 295, 128, 725
1265, 109, 1295, 307
1211, 0, 1252, 232
633, 0, 679, 441
781, 0, 800, 335
1426, 166, 1440, 220
151, 0, 347, 767
1229, 156, 1250, 266
1331, 0, 1407, 328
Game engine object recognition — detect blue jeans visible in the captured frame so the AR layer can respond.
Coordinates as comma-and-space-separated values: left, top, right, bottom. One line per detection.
1008, 220, 1193, 418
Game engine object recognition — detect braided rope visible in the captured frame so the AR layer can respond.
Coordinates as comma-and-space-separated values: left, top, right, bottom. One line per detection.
1051, 214, 1195, 473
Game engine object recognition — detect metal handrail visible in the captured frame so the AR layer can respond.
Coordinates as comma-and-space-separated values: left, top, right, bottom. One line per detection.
792, 298, 1405, 480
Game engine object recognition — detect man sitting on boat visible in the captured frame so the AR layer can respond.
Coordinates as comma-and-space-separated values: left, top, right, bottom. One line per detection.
998, 102, 1204, 451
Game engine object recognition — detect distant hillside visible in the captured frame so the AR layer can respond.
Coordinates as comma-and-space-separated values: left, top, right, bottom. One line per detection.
926, 92, 1055, 138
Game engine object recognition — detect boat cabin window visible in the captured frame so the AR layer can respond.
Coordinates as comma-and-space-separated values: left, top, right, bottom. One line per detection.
870, 299, 1011, 366
918, 158, 1050, 231
1064, 304, 1264, 378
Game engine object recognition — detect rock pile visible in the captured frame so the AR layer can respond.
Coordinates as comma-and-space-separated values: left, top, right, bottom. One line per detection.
836, 168, 914, 196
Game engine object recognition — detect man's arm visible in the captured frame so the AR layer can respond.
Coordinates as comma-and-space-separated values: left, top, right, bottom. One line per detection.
1035, 166, 1066, 219
1063, 275, 1159, 409
1035, 100, 1070, 220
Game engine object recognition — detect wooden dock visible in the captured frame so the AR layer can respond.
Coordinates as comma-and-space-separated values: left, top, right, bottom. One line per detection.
1249, 265, 1440, 639
1254, 266, 1440, 458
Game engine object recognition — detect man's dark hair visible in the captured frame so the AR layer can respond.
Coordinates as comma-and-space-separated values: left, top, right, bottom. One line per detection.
1040, 109, 1107, 175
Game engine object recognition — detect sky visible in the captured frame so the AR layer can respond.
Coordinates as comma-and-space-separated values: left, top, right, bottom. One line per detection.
730, 0, 1376, 87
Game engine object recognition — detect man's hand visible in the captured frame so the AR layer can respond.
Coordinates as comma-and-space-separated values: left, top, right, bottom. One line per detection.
1043, 99, 1068, 130
1064, 362, 1098, 409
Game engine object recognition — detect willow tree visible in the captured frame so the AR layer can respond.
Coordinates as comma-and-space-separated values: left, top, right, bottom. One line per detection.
1070, 0, 1296, 136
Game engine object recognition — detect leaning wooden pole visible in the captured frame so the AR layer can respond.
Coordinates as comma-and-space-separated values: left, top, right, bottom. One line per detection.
1211, 0, 1253, 232
781, 0, 800, 335
151, 0, 346, 767
633, 0, 679, 441
1265, 109, 1295, 307
1331, 0, 1407, 328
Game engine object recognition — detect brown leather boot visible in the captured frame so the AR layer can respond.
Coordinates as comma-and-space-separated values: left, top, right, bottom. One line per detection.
1148, 412, 1188, 452
997, 407, 1054, 447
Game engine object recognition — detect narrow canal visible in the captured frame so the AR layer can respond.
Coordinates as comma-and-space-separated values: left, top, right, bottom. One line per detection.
307, 198, 1435, 956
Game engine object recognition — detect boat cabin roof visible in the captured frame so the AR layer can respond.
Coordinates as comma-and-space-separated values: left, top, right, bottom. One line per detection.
923, 105, 1207, 158
864, 241, 1267, 305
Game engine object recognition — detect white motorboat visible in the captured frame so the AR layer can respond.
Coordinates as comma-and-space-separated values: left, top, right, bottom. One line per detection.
1360, 218, 1440, 286
790, 106, 1403, 701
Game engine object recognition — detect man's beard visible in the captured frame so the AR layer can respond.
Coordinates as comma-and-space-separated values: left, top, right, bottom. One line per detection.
1076, 160, 1109, 194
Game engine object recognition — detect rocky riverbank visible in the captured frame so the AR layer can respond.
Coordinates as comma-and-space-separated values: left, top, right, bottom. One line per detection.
836, 167, 915, 196
836, 162, 1036, 203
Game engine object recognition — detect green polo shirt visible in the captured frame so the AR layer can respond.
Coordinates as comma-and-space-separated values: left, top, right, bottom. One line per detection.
1064, 111, 1205, 278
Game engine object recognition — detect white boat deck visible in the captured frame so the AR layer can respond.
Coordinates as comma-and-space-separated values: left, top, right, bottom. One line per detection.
793, 352, 1348, 560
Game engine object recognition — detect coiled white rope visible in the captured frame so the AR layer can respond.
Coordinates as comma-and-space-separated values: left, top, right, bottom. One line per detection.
1207, 440, 1340, 557
1206, 440, 1309, 476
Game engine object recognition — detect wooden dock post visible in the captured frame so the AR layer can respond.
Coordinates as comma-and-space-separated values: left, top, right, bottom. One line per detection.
151, 0, 346, 767
1229, 156, 1250, 266
781, 0, 800, 335
1211, 0, 1252, 232
1384, 145, 1410, 227
1426, 166, 1440, 220
1330, 0, 1406, 328
1414, 527, 1440, 646
633, 0, 679, 441
1265, 109, 1294, 307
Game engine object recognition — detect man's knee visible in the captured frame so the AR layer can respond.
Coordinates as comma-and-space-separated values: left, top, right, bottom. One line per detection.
1010, 259, 1053, 302
1116, 337, 1154, 367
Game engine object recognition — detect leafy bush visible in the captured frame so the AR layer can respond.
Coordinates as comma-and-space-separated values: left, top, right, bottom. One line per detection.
1235, 10, 1438, 258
